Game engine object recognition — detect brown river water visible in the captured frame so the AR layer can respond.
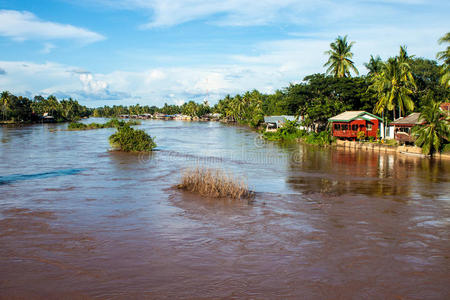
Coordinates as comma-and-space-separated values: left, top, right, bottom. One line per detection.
0, 119, 449, 299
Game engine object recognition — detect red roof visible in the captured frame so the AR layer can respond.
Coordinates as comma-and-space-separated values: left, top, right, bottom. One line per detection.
440, 102, 450, 114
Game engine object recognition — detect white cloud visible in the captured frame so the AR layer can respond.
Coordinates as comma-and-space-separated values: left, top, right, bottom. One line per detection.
0, 10, 105, 43
41, 43, 56, 54
84, 0, 444, 28
80, 73, 108, 93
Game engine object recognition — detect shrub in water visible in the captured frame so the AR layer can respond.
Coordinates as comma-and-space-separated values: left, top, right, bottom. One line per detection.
68, 122, 88, 130
177, 167, 254, 200
68, 119, 140, 131
109, 124, 156, 152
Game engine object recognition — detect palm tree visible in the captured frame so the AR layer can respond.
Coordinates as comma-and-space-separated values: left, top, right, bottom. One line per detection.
1, 91, 11, 121
413, 99, 450, 156
371, 57, 416, 120
364, 55, 383, 76
324, 35, 359, 78
436, 32, 450, 88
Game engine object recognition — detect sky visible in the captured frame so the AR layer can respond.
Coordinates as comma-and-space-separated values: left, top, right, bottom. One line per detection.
0, 0, 449, 107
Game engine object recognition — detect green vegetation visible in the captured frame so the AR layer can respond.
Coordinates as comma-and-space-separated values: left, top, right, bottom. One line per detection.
176, 167, 254, 200
437, 32, 450, 88
0, 92, 90, 123
442, 143, 450, 154
92, 101, 211, 118
109, 124, 156, 152
371, 46, 416, 121
2, 33, 448, 156
262, 120, 334, 147
324, 35, 359, 78
67, 119, 140, 130
357, 131, 366, 141
412, 100, 450, 156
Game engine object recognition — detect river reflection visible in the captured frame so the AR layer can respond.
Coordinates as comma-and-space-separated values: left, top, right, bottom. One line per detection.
286, 144, 449, 200
0, 119, 449, 299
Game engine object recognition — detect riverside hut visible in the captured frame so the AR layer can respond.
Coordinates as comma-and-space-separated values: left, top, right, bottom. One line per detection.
329, 111, 382, 140
390, 112, 424, 144
263, 116, 296, 131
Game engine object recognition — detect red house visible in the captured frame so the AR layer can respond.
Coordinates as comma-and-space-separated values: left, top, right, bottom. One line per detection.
329, 111, 383, 140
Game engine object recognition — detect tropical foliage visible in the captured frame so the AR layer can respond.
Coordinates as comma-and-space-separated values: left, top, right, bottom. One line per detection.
413, 100, 450, 155
371, 47, 417, 120
0, 91, 90, 123
364, 55, 383, 77
437, 32, 450, 88
109, 124, 156, 152
324, 35, 359, 78
68, 119, 140, 130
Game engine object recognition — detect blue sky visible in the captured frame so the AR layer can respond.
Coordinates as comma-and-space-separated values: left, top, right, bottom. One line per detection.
0, 0, 449, 107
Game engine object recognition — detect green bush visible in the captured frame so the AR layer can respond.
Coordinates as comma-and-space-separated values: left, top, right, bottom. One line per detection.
68, 122, 88, 130
262, 126, 333, 147
302, 131, 334, 146
442, 143, 450, 153
357, 131, 366, 141
67, 118, 140, 131
109, 124, 156, 152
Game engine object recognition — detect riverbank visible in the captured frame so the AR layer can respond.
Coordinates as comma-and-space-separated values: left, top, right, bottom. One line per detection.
335, 140, 450, 160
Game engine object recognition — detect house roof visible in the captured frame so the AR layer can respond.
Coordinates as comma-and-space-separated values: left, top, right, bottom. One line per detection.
391, 112, 422, 126
264, 115, 296, 123
440, 102, 450, 113
328, 111, 382, 122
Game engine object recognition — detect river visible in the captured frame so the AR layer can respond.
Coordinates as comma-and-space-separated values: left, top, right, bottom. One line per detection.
0, 119, 449, 299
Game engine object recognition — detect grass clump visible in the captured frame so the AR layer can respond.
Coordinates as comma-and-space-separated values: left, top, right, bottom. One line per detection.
68, 118, 140, 130
109, 124, 156, 152
176, 167, 254, 200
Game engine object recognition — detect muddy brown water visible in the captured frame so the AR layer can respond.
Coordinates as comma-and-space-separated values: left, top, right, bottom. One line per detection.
0, 119, 449, 299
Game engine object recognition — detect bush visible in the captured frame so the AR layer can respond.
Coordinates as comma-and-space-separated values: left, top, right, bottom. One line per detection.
176, 167, 254, 200
262, 127, 334, 147
442, 143, 450, 153
68, 122, 88, 130
68, 118, 140, 131
356, 131, 366, 141
109, 124, 156, 152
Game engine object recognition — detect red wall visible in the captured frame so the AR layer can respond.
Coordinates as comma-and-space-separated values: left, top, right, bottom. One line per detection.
332, 119, 379, 140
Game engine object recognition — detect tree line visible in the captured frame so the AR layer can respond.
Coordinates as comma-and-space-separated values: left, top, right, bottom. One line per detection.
2, 33, 448, 130
215, 34, 449, 131
0, 92, 90, 123
92, 101, 212, 118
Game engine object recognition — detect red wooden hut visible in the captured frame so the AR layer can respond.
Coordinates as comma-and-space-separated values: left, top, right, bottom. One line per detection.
329, 111, 383, 140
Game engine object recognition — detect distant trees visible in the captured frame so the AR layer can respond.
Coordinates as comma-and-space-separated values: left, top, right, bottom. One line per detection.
214, 90, 264, 127
1, 91, 11, 121
0, 91, 90, 123
181, 101, 211, 118
324, 35, 359, 78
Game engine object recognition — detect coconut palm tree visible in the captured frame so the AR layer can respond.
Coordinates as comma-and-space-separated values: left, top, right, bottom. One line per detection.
413, 99, 450, 156
372, 57, 416, 120
324, 35, 359, 78
364, 55, 383, 76
436, 32, 450, 88
1, 91, 11, 121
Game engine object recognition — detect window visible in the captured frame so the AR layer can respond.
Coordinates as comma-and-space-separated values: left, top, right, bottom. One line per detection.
342, 124, 348, 130
367, 124, 373, 131
352, 124, 358, 131
334, 124, 340, 130
359, 124, 365, 129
